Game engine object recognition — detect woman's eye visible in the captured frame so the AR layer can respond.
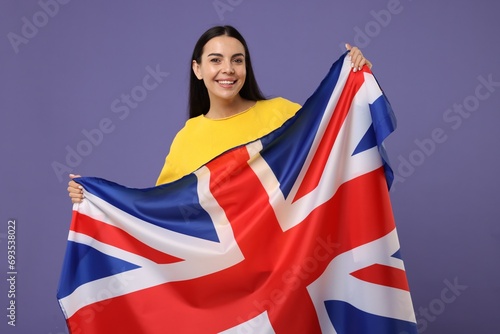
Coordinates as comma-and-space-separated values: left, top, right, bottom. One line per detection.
233, 58, 244, 64
210, 58, 221, 63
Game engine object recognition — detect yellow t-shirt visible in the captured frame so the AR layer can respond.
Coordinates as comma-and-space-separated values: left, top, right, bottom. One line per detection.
156, 97, 301, 185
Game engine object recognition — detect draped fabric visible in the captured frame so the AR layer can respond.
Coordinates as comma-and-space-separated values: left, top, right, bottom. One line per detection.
57, 52, 417, 334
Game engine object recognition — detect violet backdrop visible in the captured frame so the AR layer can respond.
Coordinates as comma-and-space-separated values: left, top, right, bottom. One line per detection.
1, 0, 499, 333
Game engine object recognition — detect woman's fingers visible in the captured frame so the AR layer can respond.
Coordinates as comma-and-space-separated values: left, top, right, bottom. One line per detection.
345, 43, 372, 72
68, 174, 84, 203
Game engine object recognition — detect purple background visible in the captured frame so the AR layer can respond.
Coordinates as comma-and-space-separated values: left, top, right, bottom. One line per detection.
1, 0, 499, 333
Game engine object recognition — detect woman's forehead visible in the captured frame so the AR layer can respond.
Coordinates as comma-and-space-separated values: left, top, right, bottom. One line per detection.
202, 36, 245, 56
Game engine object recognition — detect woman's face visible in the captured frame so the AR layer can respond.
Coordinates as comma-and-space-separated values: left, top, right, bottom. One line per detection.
192, 36, 246, 104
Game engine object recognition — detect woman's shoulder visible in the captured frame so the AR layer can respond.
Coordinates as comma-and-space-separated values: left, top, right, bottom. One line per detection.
237, 97, 300, 127
169, 116, 204, 144
259, 97, 301, 109
255, 97, 302, 119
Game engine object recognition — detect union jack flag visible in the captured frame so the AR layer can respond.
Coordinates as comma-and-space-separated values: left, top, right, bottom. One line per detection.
57, 52, 417, 333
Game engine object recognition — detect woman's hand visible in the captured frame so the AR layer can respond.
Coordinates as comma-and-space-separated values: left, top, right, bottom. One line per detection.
67, 174, 84, 203
345, 43, 372, 72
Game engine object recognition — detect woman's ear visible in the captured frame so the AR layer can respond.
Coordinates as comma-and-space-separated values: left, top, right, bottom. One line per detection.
192, 60, 203, 80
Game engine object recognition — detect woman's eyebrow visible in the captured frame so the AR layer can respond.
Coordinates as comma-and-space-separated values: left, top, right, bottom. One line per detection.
206, 53, 245, 58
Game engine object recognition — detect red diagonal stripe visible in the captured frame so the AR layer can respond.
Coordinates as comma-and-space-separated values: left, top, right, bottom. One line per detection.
293, 69, 368, 203
350, 263, 410, 291
70, 211, 183, 265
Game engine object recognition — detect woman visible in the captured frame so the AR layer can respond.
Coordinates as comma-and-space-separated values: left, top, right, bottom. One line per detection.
68, 25, 371, 202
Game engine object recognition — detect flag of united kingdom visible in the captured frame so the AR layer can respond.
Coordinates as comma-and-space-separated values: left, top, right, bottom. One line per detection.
58, 52, 418, 334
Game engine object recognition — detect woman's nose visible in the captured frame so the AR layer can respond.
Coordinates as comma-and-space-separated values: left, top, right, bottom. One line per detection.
223, 60, 235, 74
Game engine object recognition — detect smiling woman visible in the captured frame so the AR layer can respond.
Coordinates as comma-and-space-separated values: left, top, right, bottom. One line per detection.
153, 26, 370, 185
156, 25, 304, 184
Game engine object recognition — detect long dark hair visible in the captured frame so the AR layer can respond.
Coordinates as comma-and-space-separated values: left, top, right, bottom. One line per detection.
188, 25, 266, 118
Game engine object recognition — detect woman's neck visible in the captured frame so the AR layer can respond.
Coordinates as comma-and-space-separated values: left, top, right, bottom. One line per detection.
205, 96, 256, 119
